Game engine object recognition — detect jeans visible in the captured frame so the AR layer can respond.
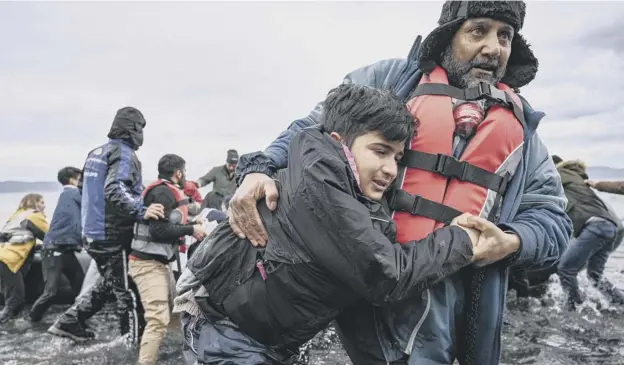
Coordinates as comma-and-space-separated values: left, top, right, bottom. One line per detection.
558, 219, 617, 303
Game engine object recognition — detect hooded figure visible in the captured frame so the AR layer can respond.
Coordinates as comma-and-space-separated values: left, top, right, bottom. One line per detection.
48, 106, 148, 343
107, 107, 147, 150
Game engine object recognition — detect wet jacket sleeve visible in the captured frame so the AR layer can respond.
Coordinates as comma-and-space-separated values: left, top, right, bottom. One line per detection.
197, 167, 218, 188
104, 146, 146, 219
23, 212, 49, 241
146, 185, 194, 242
235, 59, 409, 182
501, 133, 572, 269
594, 181, 624, 195
297, 154, 474, 306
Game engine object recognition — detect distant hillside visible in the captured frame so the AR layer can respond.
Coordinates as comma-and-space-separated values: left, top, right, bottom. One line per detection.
1, 165, 622, 194
0, 181, 60, 193
586, 166, 624, 180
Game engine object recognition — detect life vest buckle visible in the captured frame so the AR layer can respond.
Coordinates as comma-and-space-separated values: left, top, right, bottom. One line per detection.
434, 154, 467, 180
476, 82, 508, 105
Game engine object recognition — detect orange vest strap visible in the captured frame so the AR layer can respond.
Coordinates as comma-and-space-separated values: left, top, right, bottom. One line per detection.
398, 150, 511, 195
410, 82, 525, 125
388, 189, 463, 225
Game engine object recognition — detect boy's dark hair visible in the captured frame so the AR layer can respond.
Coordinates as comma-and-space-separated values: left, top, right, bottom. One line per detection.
158, 154, 186, 179
57, 166, 82, 186
322, 84, 416, 147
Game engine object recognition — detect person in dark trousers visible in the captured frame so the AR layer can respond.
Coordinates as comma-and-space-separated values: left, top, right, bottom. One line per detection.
554, 155, 624, 310
29, 167, 86, 322
194, 149, 239, 209
0, 194, 49, 323
129, 154, 209, 365
176, 84, 482, 364
49, 106, 165, 343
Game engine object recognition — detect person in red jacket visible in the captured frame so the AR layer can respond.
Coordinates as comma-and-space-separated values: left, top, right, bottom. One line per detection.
183, 181, 203, 204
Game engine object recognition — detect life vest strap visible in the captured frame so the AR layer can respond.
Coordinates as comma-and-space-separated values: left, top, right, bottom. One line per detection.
399, 150, 510, 195
411, 82, 525, 125
388, 188, 463, 225
174, 197, 191, 208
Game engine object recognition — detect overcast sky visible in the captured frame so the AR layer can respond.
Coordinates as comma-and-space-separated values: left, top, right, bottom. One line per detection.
1, 1, 623, 182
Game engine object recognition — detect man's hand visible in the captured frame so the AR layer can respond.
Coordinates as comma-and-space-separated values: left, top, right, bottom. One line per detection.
585, 179, 597, 188
454, 215, 521, 266
144, 203, 165, 220
451, 213, 481, 248
229, 173, 279, 247
192, 216, 208, 225
192, 224, 208, 241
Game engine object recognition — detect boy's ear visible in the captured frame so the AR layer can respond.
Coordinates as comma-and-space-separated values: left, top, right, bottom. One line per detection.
330, 132, 344, 143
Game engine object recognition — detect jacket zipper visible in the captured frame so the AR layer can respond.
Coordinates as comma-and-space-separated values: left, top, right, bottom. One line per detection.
490, 270, 507, 364
404, 288, 431, 354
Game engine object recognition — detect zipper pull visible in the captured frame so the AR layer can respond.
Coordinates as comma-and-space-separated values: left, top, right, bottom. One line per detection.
256, 260, 268, 281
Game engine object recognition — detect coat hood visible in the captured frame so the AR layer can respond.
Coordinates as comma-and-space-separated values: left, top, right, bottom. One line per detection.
557, 159, 589, 180
107, 107, 146, 150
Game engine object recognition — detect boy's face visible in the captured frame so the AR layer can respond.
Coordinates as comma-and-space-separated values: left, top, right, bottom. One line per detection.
349, 132, 405, 201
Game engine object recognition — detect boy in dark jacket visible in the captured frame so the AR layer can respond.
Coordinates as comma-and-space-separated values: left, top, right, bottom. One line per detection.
554, 156, 624, 309
30, 167, 85, 322
176, 84, 481, 364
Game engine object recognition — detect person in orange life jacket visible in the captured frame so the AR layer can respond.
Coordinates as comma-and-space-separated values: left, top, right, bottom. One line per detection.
29, 167, 86, 322
183, 180, 203, 218
552, 155, 624, 310
128, 154, 209, 365
228, 2, 571, 364
0, 194, 49, 324
176, 84, 484, 365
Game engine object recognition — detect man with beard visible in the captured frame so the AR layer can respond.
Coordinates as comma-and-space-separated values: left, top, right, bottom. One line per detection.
49, 107, 165, 343
228, 1, 571, 364
129, 154, 209, 365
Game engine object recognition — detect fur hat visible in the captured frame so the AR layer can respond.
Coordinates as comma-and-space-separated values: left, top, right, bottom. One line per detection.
418, 1, 538, 88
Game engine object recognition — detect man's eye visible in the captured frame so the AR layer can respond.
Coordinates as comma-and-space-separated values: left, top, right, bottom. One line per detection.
374, 149, 387, 156
471, 27, 485, 36
500, 31, 512, 41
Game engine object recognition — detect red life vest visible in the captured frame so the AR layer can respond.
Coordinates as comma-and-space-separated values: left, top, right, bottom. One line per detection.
143, 179, 191, 252
143, 179, 189, 225
389, 66, 525, 243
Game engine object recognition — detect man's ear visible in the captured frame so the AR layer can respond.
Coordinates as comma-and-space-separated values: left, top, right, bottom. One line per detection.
330, 132, 344, 143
